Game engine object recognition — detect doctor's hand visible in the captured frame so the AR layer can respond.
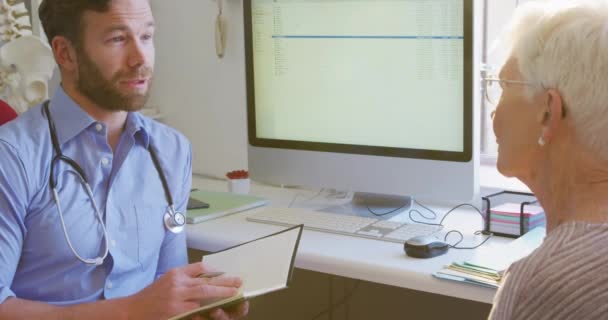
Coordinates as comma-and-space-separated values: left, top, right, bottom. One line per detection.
127, 262, 242, 320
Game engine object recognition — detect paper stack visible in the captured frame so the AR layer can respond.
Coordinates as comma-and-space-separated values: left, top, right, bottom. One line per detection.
489, 203, 546, 236
435, 262, 502, 288
434, 227, 546, 289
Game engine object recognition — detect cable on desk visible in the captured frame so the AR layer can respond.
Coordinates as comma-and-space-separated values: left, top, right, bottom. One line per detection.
406, 199, 439, 224
409, 203, 484, 226
364, 198, 494, 249
444, 229, 494, 249
409, 201, 494, 250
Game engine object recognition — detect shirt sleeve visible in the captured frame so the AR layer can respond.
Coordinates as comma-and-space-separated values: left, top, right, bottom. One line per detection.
0, 141, 29, 303
155, 142, 192, 277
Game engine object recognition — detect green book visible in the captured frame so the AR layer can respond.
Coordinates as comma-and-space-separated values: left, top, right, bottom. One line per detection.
186, 190, 269, 224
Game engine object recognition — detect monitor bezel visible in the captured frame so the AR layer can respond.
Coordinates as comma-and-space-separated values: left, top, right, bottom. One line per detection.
244, 0, 473, 162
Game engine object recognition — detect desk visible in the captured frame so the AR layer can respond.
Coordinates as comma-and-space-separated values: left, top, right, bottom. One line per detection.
186, 177, 527, 318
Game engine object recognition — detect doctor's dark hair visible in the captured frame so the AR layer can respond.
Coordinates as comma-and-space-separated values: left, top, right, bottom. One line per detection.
38, 0, 112, 47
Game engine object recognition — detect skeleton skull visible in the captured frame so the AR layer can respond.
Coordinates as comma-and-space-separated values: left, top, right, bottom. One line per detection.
0, 35, 55, 113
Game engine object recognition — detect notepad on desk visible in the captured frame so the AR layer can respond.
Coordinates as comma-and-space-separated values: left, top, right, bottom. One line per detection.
169, 225, 303, 320
186, 190, 269, 224
433, 227, 546, 289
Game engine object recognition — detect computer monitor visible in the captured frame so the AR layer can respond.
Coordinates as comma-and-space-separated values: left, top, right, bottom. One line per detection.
244, 0, 480, 210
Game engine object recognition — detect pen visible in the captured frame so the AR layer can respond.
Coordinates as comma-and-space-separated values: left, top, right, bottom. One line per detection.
198, 271, 225, 278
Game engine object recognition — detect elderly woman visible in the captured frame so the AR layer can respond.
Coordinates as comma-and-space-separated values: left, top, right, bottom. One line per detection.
488, 1, 608, 319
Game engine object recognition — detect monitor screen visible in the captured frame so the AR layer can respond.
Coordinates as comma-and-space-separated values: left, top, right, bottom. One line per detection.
245, 0, 478, 203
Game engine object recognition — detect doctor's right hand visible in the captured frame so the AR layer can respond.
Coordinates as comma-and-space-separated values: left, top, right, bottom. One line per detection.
126, 262, 242, 320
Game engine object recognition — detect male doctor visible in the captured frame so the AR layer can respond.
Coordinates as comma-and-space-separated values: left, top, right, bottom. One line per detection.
0, 0, 247, 319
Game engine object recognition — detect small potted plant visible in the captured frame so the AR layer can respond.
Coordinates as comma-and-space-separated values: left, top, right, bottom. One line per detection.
226, 169, 250, 194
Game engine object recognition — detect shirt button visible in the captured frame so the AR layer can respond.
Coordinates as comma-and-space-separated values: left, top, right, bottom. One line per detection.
95, 123, 103, 132
106, 281, 113, 289
111, 240, 117, 247
101, 158, 110, 166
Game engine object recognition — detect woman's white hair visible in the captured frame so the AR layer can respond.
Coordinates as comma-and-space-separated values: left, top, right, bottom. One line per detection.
503, 0, 608, 159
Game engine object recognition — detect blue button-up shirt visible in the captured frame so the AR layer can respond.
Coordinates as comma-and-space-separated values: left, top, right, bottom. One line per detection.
0, 87, 192, 305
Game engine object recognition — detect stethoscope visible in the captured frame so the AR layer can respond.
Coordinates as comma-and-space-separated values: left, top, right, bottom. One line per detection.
43, 101, 185, 266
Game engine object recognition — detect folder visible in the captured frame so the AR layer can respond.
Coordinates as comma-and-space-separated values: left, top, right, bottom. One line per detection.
433, 227, 545, 289
433, 268, 500, 289
186, 190, 269, 224
169, 225, 304, 320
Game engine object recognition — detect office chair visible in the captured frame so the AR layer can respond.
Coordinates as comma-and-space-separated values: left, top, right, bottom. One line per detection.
0, 99, 17, 125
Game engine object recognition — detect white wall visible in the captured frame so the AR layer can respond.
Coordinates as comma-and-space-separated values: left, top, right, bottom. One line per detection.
149, 0, 248, 178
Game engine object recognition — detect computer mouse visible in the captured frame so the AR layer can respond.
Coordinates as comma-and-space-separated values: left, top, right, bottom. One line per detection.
403, 235, 449, 258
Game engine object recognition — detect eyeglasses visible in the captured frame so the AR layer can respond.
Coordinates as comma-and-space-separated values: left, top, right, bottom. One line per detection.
483, 73, 568, 120
482, 76, 539, 106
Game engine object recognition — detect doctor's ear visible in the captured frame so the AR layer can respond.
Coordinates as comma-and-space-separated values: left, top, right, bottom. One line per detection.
51, 36, 78, 73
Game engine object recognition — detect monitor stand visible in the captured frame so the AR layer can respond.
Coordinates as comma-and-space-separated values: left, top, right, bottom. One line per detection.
320, 192, 413, 220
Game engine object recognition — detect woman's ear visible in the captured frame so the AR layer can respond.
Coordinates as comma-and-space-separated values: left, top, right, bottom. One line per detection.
540, 89, 565, 143
547, 89, 565, 120
51, 36, 78, 73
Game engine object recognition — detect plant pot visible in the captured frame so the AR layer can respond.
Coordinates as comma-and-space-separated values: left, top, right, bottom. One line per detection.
228, 178, 250, 194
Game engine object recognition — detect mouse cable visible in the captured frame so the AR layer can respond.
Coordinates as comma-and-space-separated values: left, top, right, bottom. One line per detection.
409, 202, 485, 226
410, 202, 494, 249
444, 230, 494, 249
364, 199, 493, 249
411, 199, 438, 220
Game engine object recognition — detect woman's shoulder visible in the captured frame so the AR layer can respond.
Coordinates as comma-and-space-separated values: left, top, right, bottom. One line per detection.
499, 222, 608, 319
517, 221, 608, 269
544, 221, 608, 255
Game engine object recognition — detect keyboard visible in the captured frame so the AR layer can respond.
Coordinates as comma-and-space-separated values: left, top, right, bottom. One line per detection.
247, 207, 442, 243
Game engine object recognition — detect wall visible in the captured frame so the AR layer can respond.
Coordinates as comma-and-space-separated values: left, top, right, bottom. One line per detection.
149, 0, 248, 178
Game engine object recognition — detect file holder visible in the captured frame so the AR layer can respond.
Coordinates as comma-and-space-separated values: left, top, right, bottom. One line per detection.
482, 191, 540, 238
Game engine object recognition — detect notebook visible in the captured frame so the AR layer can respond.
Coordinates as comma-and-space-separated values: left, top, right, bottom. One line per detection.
169, 225, 304, 320
186, 190, 269, 224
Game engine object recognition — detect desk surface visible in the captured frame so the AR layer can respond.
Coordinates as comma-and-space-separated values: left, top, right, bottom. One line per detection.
187, 177, 530, 304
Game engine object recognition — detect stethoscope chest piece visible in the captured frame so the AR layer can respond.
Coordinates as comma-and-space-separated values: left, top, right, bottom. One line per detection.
164, 209, 186, 234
